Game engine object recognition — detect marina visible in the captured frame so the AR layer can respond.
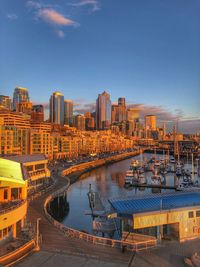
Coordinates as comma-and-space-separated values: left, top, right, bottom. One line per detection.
62, 153, 200, 236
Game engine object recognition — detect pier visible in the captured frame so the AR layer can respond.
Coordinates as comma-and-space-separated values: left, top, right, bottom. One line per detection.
87, 185, 106, 216
126, 183, 177, 190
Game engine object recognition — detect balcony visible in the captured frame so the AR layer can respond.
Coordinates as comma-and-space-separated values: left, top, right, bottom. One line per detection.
0, 200, 27, 230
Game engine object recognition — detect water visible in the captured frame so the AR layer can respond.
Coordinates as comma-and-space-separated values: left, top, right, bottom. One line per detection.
62, 153, 199, 233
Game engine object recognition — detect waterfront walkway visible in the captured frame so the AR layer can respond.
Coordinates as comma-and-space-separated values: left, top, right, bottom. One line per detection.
24, 173, 131, 265
17, 158, 200, 267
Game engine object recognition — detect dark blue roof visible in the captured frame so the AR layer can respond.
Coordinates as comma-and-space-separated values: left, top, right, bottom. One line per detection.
109, 192, 200, 216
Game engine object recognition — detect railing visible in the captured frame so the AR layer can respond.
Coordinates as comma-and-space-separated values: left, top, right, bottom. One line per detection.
44, 169, 157, 252
0, 238, 36, 266
0, 199, 26, 216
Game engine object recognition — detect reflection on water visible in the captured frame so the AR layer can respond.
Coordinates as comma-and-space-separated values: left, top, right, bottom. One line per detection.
62, 153, 196, 233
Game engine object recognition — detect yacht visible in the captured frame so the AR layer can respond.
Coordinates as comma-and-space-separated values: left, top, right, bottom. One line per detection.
130, 160, 139, 171
170, 157, 176, 164
176, 167, 182, 177
124, 170, 134, 185
151, 173, 162, 186
138, 174, 147, 184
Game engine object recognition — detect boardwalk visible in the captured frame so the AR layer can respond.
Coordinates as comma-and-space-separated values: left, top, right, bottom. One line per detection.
26, 174, 131, 265
18, 165, 200, 267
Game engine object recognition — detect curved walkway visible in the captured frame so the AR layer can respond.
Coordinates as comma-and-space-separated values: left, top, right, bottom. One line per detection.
25, 173, 131, 265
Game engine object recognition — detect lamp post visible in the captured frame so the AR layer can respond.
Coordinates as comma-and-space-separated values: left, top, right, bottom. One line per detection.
35, 217, 41, 251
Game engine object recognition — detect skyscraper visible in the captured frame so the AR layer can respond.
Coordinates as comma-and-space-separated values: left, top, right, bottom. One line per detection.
64, 100, 73, 125
74, 114, 85, 131
96, 91, 111, 130
49, 92, 64, 125
145, 115, 156, 130
13, 87, 30, 110
117, 97, 126, 122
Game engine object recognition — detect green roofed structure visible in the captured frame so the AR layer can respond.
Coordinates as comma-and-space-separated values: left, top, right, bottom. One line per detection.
0, 158, 26, 187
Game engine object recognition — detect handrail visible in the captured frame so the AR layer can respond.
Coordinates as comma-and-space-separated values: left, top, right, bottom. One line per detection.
44, 151, 157, 252
0, 238, 36, 266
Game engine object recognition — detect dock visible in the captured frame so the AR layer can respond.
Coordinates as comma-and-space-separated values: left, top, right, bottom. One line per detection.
87, 185, 106, 216
127, 183, 177, 190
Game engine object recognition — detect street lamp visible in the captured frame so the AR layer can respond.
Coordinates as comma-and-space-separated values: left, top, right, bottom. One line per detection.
35, 217, 41, 251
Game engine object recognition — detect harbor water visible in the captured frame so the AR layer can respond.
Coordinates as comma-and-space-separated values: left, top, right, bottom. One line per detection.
62, 153, 199, 233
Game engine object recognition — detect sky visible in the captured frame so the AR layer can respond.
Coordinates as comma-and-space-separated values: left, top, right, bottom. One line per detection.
0, 0, 200, 133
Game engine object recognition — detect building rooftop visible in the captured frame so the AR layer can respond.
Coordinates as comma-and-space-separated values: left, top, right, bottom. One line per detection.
3, 154, 47, 163
0, 158, 26, 185
109, 192, 200, 217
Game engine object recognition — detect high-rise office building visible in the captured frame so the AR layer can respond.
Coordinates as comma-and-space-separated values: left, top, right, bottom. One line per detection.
0, 95, 12, 110
64, 99, 73, 125
145, 115, 156, 130
13, 87, 30, 110
96, 91, 111, 129
84, 112, 95, 130
118, 97, 126, 122
49, 91, 64, 125
31, 105, 44, 122
74, 115, 85, 131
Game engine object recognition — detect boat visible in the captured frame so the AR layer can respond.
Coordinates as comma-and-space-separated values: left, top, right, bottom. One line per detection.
176, 167, 182, 177
170, 157, 176, 164
165, 164, 172, 172
138, 174, 147, 184
185, 169, 191, 177
151, 177, 161, 186
154, 160, 161, 167
124, 170, 134, 185
151, 172, 162, 186
130, 160, 139, 171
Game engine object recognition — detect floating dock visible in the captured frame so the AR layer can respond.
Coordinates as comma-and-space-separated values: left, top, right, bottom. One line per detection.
87, 185, 105, 216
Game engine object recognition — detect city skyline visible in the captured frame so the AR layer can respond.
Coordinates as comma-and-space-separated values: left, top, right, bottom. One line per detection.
0, 87, 199, 134
1, 0, 200, 133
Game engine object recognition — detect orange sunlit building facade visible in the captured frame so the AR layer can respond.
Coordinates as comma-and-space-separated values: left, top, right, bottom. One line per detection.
0, 158, 27, 240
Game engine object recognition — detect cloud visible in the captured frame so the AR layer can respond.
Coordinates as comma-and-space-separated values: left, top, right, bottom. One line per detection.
68, 0, 100, 12
127, 103, 183, 122
176, 119, 200, 134
26, 1, 42, 9
74, 101, 96, 114
26, 1, 79, 37
7, 14, 18, 20
37, 9, 77, 26
56, 29, 65, 38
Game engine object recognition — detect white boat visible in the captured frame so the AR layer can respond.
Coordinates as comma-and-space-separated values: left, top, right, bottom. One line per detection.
138, 174, 146, 184
151, 177, 161, 186
124, 170, 134, 185
176, 168, 182, 176
170, 157, 176, 164
166, 164, 172, 172
151, 172, 162, 185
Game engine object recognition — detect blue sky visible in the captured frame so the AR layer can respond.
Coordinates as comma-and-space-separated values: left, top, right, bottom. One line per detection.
0, 0, 200, 132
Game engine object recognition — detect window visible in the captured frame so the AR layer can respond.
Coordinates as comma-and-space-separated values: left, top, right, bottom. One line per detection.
196, 210, 200, 217
188, 211, 194, 218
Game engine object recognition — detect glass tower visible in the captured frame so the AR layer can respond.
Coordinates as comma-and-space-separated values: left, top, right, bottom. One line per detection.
13, 87, 30, 110
96, 91, 111, 130
49, 92, 64, 125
